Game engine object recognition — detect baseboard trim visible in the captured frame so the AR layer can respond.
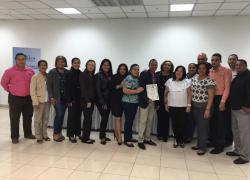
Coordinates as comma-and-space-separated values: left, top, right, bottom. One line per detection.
0, 104, 8, 108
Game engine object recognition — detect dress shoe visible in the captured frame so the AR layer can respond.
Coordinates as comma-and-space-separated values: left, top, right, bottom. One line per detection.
144, 140, 157, 146
191, 146, 199, 150
197, 149, 206, 156
82, 139, 95, 144
233, 158, 249, 164
138, 142, 146, 150
100, 139, 106, 145
226, 151, 240, 157
37, 140, 43, 144
43, 137, 51, 141
210, 148, 224, 154
130, 138, 138, 143
12, 138, 19, 144
105, 137, 111, 141
124, 142, 134, 147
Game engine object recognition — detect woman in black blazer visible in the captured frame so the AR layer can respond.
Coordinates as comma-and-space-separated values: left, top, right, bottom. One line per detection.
156, 60, 174, 142
79, 60, 96, 144
67, 58, 82, 143
110, 64, 128, 145
96, 59, 113, 145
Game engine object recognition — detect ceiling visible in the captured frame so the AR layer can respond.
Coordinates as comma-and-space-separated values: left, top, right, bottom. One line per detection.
0, 0, 250, 20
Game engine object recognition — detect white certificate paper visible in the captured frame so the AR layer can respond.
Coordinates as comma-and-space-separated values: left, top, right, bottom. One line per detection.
146, 84, 159, 101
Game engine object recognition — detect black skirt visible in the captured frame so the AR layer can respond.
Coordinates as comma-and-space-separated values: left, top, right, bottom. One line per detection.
110, 96, 123, 117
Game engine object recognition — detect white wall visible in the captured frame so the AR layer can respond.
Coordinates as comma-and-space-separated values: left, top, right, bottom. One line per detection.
1, 16, 250, 105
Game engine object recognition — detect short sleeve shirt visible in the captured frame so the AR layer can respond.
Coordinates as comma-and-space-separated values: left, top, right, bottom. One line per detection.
122, 75, 139, 103
165, 78, 191, 107
191, 75, 215, 103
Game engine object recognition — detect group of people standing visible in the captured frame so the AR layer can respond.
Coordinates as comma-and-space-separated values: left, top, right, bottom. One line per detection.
1, 52, 250, 165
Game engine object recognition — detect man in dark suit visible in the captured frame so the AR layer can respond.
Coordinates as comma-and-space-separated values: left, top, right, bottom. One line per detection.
137, 59, 159, 150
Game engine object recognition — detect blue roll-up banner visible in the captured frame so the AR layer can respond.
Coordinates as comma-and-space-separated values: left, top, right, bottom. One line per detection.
13, 47, 41, 72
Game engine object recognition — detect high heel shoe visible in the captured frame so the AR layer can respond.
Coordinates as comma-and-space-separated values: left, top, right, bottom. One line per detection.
100, 138, 106, 145
173, 139, 179, 148
114, 132, 122, 145
180, 143, 185, 148
69, 136, 77, 143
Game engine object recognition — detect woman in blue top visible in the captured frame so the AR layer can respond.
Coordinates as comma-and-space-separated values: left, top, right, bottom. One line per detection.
122, 64, 144, 147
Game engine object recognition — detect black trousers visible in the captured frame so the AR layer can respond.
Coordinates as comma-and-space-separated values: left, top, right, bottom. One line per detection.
225, 99, 233, 145
157, 103, 170, 140
8, 94, 33, 139
97, 104, 111, 139
169, 107, 186, 144
67, 100, 82, 137
184, 111, 195, 140
82, 101, 94, 141
210, 95, 227, 149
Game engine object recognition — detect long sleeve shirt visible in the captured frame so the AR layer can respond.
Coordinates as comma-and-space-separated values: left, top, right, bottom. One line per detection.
209, 65, 232, 103
230, 69, 250, 110
1, 66, 34, 96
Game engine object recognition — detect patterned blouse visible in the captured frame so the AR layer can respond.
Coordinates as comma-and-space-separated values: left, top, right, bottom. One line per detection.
191, 74, 215, 103
122, 75, 139, 103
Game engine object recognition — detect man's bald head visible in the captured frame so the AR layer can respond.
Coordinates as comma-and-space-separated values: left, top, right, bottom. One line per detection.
197, 53, 208, 63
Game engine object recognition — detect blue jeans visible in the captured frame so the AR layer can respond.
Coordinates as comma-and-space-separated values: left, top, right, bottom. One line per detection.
54, 100, 67, 134
123, 102, 138, 143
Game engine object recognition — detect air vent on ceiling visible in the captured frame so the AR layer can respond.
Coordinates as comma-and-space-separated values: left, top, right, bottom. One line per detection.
91, 0, 143, 6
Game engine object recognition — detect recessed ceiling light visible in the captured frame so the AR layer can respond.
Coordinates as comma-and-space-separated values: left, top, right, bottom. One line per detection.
55, 8, 81, 14
170, 4, 194, 11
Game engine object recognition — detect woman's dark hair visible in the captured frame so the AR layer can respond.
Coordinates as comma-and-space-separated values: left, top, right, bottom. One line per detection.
188, 63, 197, 69
129, 64, 139, 73
71, 57, 80, 64
99, 58, 113, 76
55, 55, 67, 67
117, 63, 128, 76
172, 65, 187, 81
148, 59, 157, 65
38, 60, 48, 66
197, 62, 210, 76
85, 59, 96, 75
188, 63, 198, 74
15, 52, 27, 60
160, 60, 174, 74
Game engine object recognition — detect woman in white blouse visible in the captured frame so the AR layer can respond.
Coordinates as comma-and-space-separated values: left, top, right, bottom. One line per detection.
164, 66, 192, 148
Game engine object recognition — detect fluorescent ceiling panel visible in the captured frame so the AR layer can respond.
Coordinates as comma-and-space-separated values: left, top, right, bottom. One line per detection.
170, 4, 194, 11
55, 8, 81, 14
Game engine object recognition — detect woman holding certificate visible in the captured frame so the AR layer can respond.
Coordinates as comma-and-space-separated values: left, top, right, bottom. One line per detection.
164, 66, 192, 148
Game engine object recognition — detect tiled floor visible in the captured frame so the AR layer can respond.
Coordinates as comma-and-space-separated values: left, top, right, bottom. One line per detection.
0, 107, 249, 180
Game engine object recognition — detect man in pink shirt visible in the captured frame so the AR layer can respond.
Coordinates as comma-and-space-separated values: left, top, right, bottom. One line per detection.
209, 53, 232, 154
1, 53, 35, 144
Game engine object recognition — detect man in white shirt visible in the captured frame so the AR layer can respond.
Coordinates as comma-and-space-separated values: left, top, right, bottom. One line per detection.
228, 54, 238, 80
225, 54, 239, 147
